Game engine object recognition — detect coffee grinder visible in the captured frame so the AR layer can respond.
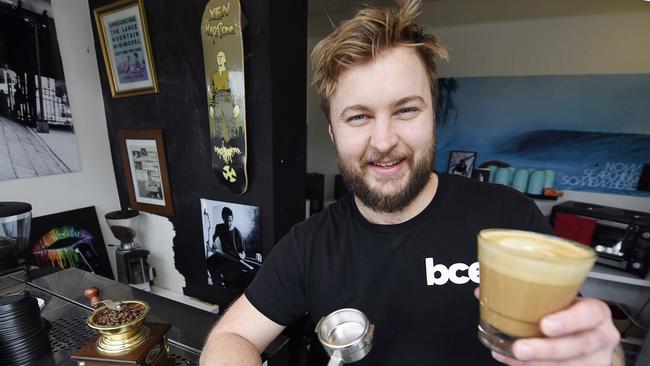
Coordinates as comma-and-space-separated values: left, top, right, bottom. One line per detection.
0, 202, 32, 274
72, 288, 171, 366
105, 210, 153, 291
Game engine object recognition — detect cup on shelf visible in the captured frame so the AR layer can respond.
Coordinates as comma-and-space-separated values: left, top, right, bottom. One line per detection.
526, 170, 546, 195
543, 169, 555, 189
487, 165, 499, 183
511, 169, 530, 193
507, 167, 517, 185
494, 168, 511, 186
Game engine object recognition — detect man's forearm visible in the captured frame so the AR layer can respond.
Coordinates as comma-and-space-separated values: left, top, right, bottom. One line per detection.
200, 331, 261, 366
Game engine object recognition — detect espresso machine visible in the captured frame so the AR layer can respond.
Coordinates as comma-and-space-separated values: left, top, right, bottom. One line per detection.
105, 210, 153, 291
0, 202, 32, 274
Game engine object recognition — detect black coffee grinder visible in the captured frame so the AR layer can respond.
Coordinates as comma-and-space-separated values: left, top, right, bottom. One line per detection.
0, 202, 32, 275
105, 210, 153, 291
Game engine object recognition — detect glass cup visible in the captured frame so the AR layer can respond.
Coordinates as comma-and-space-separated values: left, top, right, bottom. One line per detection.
477, 229, 596, 357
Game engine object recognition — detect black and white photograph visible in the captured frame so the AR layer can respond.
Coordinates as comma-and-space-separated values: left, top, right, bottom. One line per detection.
447, 151, 477, 177
118, 129, 174, 216
0, 0, 80, 181
125, 138, 164, 204
201, 198, 262, 290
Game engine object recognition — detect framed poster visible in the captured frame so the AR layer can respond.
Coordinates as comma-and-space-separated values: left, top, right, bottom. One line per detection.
117, 129, 174, 216
93, 0, 158, 97
448, 151, 477, 177
200, 198, 262, 290
29, 206, 114, 279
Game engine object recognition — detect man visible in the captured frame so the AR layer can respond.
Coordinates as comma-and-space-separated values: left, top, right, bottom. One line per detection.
200, 1, 620, 365
212, 207, 246, 261
209, 50, 241, 143
206, 207, 247, 288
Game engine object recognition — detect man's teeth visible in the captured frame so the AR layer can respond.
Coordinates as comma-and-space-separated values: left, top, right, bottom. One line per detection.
374, 161, 399, 167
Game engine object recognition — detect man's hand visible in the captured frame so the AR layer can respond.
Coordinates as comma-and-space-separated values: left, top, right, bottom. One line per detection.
233, 104, 240, 119
474, 288, 621, 365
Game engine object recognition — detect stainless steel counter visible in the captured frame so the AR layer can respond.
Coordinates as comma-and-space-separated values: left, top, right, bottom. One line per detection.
1, 268, 288, 365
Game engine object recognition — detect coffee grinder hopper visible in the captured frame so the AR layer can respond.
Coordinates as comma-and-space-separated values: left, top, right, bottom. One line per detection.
105, 210, 139, 251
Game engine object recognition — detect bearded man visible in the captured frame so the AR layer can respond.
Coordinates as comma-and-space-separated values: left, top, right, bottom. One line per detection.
200, 1, 620, 365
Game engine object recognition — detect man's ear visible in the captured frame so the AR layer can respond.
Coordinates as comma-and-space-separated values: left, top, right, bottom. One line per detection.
328, 123, 334, 144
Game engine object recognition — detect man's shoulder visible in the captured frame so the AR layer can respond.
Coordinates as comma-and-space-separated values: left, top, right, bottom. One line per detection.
439, 172, 530, 201
437, 172, 540, 217
215, 223, 228, 233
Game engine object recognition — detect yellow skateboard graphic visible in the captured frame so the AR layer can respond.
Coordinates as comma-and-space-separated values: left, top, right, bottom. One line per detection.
201, 0, 247, 194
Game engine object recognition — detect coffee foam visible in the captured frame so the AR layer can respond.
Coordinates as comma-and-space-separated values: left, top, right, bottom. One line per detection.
478, 230, 596, 285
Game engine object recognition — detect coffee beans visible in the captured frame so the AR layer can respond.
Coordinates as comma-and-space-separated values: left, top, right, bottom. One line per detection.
94, 303, 145, 327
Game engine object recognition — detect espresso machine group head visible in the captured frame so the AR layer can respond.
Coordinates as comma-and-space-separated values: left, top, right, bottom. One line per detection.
105, 210, 153, 291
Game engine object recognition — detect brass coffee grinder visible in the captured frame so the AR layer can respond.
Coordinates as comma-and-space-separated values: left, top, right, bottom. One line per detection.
71, 287, 171, 366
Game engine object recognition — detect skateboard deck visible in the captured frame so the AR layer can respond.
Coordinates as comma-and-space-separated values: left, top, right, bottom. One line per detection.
201, 0, 248, 194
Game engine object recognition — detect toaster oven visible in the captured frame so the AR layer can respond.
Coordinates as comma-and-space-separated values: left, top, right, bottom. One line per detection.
550, 201, 650, 278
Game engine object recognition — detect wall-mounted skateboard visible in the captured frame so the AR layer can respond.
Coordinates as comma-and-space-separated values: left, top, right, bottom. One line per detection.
201, 0, 248, 194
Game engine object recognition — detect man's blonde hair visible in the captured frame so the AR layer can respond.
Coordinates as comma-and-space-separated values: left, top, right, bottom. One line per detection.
310, 0, 448, 120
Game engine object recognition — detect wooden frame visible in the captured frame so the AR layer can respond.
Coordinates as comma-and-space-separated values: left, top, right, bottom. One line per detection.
117, 129, 174, 216
447, 151, 477, 178
94, 0, 159, 98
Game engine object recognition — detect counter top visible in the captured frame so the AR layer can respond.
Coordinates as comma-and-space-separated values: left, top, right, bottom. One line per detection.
1, 267, 288, 366
27, 268, 218, 353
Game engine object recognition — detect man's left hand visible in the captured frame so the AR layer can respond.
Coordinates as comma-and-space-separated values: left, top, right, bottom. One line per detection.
490, 296, 620, 365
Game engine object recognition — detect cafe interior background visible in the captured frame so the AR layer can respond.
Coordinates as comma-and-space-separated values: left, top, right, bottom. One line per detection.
1, 0, 649, 364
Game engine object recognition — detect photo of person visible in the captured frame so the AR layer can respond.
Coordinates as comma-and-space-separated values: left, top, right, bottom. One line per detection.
448, 151, 477, 177
200, 199, 262, 289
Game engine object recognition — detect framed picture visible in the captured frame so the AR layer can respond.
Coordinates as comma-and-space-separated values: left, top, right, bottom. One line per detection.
200, 199, 262, 290
93, 0, 158, 98
448, 151, 477, 177
117, 129, 174, 216
29, 206, 114, 279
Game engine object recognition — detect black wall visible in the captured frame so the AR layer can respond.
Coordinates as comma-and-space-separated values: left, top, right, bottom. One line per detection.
88, 0, 307, 307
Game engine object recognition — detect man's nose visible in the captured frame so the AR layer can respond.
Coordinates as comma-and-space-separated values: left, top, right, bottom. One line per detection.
369, 115, 398, 153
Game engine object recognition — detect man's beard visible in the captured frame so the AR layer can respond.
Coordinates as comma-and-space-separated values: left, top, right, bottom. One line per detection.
337, 142, 435, 213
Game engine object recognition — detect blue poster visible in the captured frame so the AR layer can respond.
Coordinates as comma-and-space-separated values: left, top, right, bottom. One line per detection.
435, 74, 650, 197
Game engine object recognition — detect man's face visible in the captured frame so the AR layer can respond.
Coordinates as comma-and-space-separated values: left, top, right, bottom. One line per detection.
225, 215, 234, 231
216, 52, 226, 67
328, 46, 435, 213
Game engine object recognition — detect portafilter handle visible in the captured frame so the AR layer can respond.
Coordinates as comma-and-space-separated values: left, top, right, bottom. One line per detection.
84, 287, 101, 307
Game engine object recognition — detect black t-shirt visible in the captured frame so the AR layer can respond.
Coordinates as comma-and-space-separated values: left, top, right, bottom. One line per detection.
213, 223, 244, 259
245, 173, 553, 365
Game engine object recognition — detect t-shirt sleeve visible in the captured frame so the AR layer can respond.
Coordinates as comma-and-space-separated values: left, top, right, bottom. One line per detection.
244, 225, 308, 326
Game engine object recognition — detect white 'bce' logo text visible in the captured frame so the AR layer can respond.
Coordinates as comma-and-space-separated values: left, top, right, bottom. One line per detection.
425, 258, 480, 286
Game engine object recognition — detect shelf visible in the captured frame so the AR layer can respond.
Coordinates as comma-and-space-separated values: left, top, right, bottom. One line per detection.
527, 193, 559, 201
588, 264, 650, 288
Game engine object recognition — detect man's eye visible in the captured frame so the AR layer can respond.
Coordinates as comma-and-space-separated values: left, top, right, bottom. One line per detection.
399, 107, 417, 114
347, 114, 369, 122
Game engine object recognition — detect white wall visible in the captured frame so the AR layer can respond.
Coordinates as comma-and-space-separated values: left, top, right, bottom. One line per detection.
0, 0, 187, 295
0, 1, 119, 266
307, 0, 650, 212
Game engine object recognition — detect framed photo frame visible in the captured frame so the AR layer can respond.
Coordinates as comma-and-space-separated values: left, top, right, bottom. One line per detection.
94, 0, 159, 98
117, 129, 174, 216
448, 151, 477, 177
